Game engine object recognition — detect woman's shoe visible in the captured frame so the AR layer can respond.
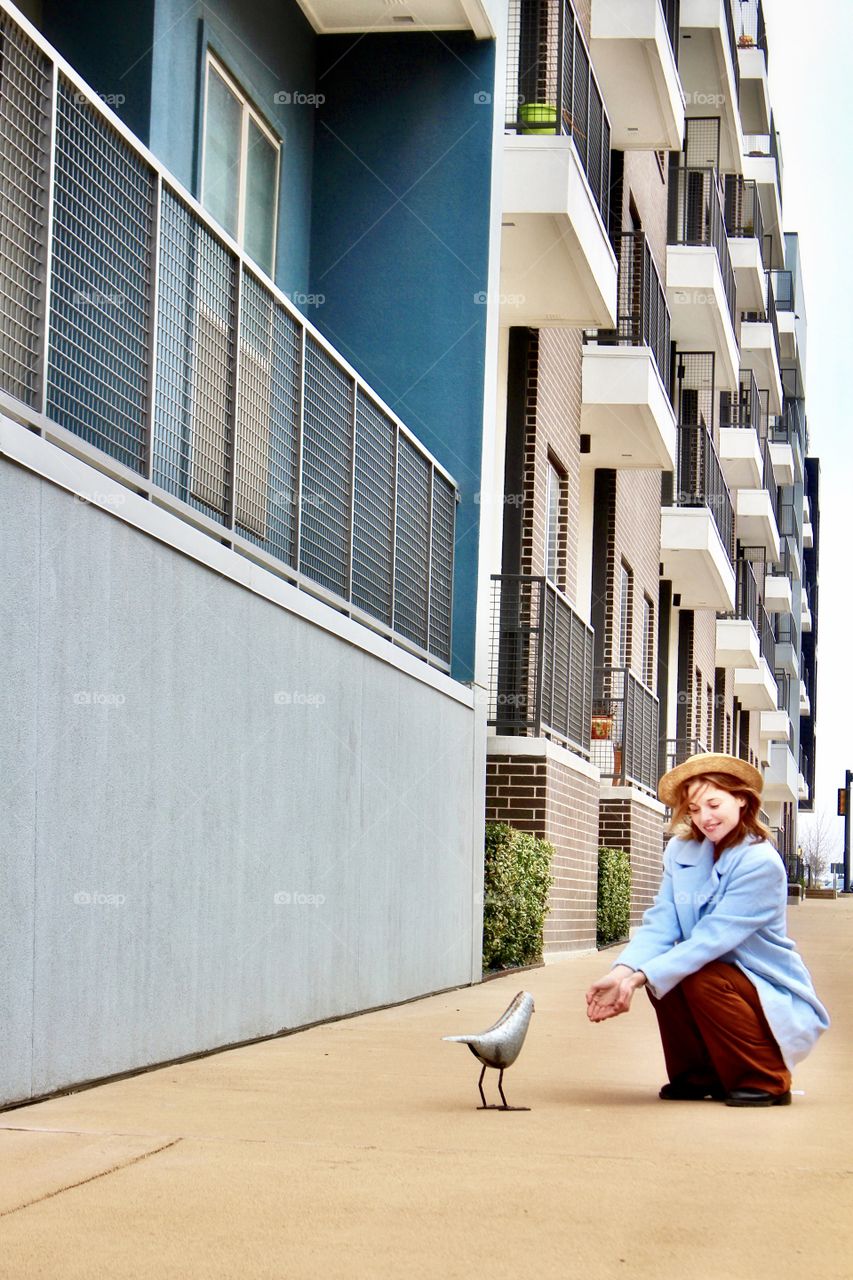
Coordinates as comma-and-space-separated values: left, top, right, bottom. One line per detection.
659, 1078, 725, 1101
725, 1089, 792, 1107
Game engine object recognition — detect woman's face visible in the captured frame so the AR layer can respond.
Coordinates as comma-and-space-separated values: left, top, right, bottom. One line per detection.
685, 779, 746, 845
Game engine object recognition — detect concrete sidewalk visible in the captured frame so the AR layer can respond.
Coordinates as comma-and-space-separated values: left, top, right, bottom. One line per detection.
1, 899, 851, 1280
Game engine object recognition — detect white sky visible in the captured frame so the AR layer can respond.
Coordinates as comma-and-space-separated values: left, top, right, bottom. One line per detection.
764, 0, 853, 851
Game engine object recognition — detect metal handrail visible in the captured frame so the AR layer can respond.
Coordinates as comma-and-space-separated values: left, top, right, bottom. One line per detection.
720, 368, 762, 434
586, 231, 672, 398
723, 175, 764, 259
668, 164, 737, 331
735, 0, 769, 63
770, 269, 793, 312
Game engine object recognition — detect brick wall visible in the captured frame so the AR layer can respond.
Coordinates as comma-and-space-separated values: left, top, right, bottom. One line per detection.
622, 150, 669, 273
598, 794, 666, 927
613, 470, 664, 682
487, 749, 599, 952
520, 328, 584, 606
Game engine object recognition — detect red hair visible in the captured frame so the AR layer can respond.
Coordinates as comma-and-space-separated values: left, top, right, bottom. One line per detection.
669, 771, 773, 857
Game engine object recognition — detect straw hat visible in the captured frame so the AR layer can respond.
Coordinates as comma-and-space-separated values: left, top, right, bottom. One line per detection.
658, 753, 764, 806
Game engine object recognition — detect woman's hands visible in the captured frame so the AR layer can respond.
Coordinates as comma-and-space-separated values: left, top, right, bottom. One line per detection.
585, 964, 647, 1022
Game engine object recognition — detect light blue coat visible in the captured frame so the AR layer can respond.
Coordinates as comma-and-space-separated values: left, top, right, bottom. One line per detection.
617, 835, 830, 1068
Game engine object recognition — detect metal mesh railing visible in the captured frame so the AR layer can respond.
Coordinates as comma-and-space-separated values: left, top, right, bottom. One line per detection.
668, 164, 737, 331
734, 0, 768, 61
723, 174, 764, 258
592, 667, 659, 794
664, 738, 707, 774
732, 557, 759, 629
488, 574, 593, 756
723, 0, 741, 98
586, 231, 672, 398
770, 269, 793, 312
0, 15, 50, 407
0, 5, 457, 670
505, 0, 611, 229
720, 368, 762, 434
674, 422, 735, 561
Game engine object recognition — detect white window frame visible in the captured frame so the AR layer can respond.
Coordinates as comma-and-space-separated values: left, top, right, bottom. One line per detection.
200, 51, 281, 276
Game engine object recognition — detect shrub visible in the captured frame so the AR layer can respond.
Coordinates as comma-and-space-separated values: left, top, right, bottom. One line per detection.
482, 823, 554, 969
596, 846, 632, 947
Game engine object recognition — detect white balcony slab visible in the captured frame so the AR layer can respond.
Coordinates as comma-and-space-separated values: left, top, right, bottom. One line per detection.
678, 0, 744, 173
759, 709, 790, 742
733, 656, 777, 711
769, 441, 794, 486
738, 44, 771, 135
501, 137, 618, 328
803, 494, 811, 520
589, 0, 685, 150
660, 506, 736, 611
803, 519, 814, 549
763, 573, 792, 616
719, 426, 762, 490
798, 772, 810, 803
777, 308, 797, 362
293, 0, 494, 35
580, 346, 677, 469
758, 742, 794, 798
715, 617, 759, 669
800, 687, 811, 716
728, 235, 765, 312
666, 244, 739, 393
735, 488, 780, 561
801, 598, 813, 633
739, 319, 783, 414
775, 641, 798, 679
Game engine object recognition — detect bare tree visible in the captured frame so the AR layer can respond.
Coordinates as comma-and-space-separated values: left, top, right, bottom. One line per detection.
799, 809, 842, 887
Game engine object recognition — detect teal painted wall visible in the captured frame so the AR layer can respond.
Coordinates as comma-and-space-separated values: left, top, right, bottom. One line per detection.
309, 33, 496, 681
41, 0, 155, 143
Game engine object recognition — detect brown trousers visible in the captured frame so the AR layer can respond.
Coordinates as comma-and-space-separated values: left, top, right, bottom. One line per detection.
647, 960, 792, 1095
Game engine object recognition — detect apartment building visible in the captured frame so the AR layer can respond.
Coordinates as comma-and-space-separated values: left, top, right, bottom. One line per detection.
484, 0, 818, 948
0, 0, 504, 1105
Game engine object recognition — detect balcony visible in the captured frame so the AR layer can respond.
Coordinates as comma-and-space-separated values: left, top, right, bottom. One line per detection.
589, 0, 685, 150
581, 232, 676, 470
735, 436, 780, 561
759, 707, 790, 744
801, 590, 813, 633
488, 575, 594, 756
740, 271, 783, 413
591, 666, 660, 794
718, 368, 763, 490
502, 0, 617, 328
0, 10, 456, 671
723, 175, 765, 311
661, 419, 736, 611
774, 613, 800, 679
292, 0, 494, 36
743, 117, 783, 270
733, 598, 775, 710
735, 0, 770, 135
763, 572, 792, 615
664, 737, 708, 775
764, 741, 799, 804
666, 165, 739, 394
678, 0, 744, 172
715, 558, 760, 669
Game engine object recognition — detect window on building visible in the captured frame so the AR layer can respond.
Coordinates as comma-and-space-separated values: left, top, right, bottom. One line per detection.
202, 53, 280, 277
618, 563, 633, 669
642, 594, 654, 688
706, 682, 714, 755
545, 459, 564, 587
694, 667, 703, 745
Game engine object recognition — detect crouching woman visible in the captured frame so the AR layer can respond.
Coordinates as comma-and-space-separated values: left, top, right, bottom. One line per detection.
585, 753, 829, 1107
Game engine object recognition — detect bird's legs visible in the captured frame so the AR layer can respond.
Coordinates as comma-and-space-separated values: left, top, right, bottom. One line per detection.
476, 1066, 531, 1112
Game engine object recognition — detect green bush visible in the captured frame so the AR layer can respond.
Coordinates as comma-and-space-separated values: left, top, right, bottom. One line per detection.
482, 823, 554, 969
596, 846, 632, 948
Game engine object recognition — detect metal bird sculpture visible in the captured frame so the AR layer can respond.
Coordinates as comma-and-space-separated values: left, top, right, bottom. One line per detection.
443, 990, 535, 1111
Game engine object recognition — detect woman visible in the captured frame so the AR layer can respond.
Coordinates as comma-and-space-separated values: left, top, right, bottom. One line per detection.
585, 753, 829, 1106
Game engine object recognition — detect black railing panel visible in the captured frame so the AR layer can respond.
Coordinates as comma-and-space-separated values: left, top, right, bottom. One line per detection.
489, 575, 593, 755
586, 231, 672, 398
506, 0, 611, 229
668, 164, 737, 329
723, 175, 764, 255
675, 422, 735, 561
593, 666, 659, 794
